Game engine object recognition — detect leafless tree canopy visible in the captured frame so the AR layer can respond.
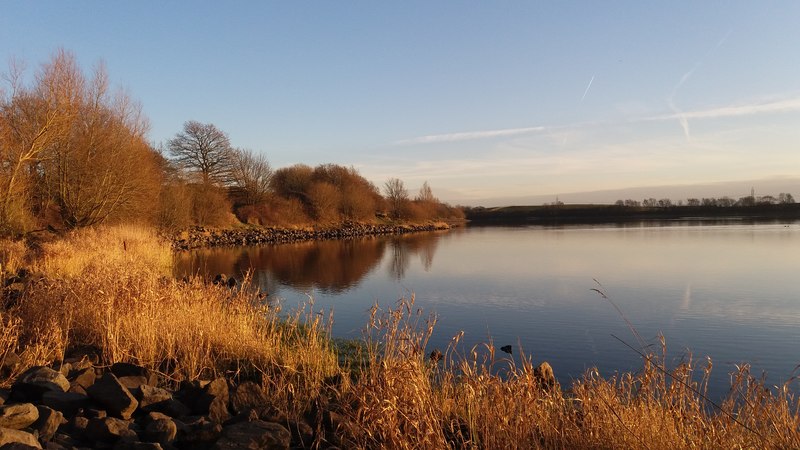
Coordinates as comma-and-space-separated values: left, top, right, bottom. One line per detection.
228, 148, 273, 205
384, 178, 409, 219
167, 121, 233, 186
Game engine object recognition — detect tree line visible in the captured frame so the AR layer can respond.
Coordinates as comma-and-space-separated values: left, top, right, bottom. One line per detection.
614, 193, 795, 209
0, 50, 462, 235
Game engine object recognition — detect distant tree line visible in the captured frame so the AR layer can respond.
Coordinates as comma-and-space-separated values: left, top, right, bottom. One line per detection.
0, 50, 463, 235
614, 193, 795, 209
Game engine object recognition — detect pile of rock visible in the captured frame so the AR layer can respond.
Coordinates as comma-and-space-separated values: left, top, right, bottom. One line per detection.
0, 360, 330, 449
172, 222, 451, 250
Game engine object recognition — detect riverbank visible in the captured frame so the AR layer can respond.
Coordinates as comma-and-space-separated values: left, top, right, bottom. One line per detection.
1, 225, 798, 449
171, 221, 456, 250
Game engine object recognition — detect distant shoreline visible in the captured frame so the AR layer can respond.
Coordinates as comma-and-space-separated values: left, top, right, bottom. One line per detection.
465, 203, 800, 225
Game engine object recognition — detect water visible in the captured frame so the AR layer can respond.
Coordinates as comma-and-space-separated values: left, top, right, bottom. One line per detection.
175, 221, 800, 399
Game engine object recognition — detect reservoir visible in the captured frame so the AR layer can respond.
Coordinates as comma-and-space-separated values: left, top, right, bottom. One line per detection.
175, 221, 800, 400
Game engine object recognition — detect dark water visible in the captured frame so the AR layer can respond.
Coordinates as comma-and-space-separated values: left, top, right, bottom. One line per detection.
174, 222, 800, 399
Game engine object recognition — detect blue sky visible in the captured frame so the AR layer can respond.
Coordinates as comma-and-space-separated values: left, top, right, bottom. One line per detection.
2, 2, 799, 205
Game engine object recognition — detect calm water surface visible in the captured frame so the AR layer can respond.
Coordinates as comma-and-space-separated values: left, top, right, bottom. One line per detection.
175, 222, 800, 399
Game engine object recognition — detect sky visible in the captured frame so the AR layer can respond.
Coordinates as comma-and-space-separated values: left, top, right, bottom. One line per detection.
2, 2, 799, 206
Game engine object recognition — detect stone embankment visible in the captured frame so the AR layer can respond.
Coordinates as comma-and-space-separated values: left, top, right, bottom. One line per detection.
172, 222, 451, 250
0, 357, 341, 449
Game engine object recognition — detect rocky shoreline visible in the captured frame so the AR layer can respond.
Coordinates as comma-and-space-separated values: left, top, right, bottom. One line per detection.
0, 357, 342, 449
171, 222, 453, 251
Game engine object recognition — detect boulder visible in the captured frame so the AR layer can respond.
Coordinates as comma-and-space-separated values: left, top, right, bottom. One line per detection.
31, 406, 65, 442
230, 382, 267, 415
142, 399, 191, 418
84, 417, 136, 443
0, 403, 39, 429
112, 442, 164, 450
177, 416, 222, 447
0, 389, 8, 406
86, 374, 138, 420
40, 391, 90, 418
134, 385, 172, 411
68, 367, 96, 391
195, 379, 229, 423
0, 427, 42, 449
143, 417, 177, 445
212, 420, 290, 450
11, 367, 69, 400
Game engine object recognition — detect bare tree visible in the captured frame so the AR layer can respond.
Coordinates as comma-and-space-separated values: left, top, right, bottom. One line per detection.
415, 181, 436, 203
384, 178, 408, 219
229, 148, 273, 205
168, 121, 233, 186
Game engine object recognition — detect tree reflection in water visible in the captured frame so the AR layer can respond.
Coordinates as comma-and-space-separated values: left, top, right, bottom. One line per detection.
173, 230, 449, 295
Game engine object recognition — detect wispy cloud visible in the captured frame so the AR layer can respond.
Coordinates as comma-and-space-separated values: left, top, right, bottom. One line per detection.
393, 125, 548, 145
580, 74, 595, 102
648, 95, 800, 122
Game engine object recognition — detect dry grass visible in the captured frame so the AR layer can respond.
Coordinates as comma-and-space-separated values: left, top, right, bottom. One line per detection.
2, 225, 799, 449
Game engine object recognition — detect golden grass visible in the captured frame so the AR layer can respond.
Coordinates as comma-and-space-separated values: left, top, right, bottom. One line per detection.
2, 224, 799, 449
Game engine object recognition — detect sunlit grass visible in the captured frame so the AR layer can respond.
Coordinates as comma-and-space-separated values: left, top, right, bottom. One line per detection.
1, 224, 799, 448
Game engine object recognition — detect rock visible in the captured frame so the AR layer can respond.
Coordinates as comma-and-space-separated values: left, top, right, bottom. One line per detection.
534, 361, 557, 390
134, 385, 172, 411
40, 391, 89, 418
31, 406, 64, 442
195, 379, 229, 423
86, 374, 138, 420
112, 442, 164, 450
212, 420, 291, 450
0, 427, 42, 448
110, 364, 156, 388
178, 417, 222, 446
68, 368, 96, 391
229, 382, 267, 415
0, 404, 39, 430
11, 367, 69, 400
143, 399, 190, 418
143, 417, 176, 445
0, 390, 8, 406
84, 417, 136, 443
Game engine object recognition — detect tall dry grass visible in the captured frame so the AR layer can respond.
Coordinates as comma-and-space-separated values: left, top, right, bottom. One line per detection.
2, 225, 799, 448
0, 225, 338, 416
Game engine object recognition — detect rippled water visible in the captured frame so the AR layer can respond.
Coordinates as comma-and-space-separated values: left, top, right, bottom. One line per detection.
175, 221, 800, 399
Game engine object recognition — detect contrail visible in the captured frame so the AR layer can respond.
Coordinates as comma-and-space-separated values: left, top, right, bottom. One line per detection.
580, 75, 595, 102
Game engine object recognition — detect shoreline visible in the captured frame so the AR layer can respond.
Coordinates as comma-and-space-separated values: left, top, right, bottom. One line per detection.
171, 221, 456, 251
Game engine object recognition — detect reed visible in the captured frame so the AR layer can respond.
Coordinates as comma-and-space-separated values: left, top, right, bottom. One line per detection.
1, 225, 799, 449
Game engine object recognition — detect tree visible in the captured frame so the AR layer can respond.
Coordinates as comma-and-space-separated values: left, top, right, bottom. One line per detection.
168, 121, 233, 186
228, 148, 272, 205
778, 193, 795, 204
0, 51, 80, 232
384, 178, 408, 219
416, 181, 436, 203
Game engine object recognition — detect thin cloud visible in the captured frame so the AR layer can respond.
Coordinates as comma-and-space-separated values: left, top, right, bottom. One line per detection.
394, 125, 548, 145
648, 96, 800, 122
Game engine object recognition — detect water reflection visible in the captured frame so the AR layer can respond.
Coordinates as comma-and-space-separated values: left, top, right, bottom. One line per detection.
174, 230, 450, 294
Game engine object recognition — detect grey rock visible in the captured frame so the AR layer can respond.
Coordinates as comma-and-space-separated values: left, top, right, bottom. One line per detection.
212, 420, 290, 450
68, 368, 96, 391
143, 418, 176, 445
142, 399, 190, 418
12, 367, 69, 400
230, 382, 267, 415
0, 403, 39, 430
84, 417, 136, 443
196, 379, 229, 423
0, 427, 42, 448
134, 385, 172, 411
32, 406, 65, 442
178, 416, 222, 445
40, 391, 89, 418
86, 374, 138, 420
